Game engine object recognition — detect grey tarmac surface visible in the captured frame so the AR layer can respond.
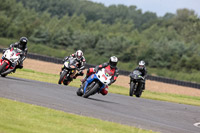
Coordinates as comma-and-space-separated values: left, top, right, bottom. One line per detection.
0, 76, 200, 133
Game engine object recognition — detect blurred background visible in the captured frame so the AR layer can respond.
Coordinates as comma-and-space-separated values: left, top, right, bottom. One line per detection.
0, 0, 200, 83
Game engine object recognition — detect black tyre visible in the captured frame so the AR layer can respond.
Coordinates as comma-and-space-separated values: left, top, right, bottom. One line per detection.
135, 82, 143, 98
129, 82, 135, 96
63, 79, 69, 85
77, 83, 85, 96
135, 91, 142, 98
1, 73, 8, 77
83, 82, 99, 98
0, 62, 8, 74
58, 71, 67, 84
77, 87, 83, 96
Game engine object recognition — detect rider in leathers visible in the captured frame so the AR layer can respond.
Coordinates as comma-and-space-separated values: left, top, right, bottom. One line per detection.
132, 60, 147, 90
81, 56, 119, 95
62, 50, 86, 79
2, 37, 28, 72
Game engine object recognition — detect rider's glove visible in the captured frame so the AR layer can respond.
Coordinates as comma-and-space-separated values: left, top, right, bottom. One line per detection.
95, 66, 99, 72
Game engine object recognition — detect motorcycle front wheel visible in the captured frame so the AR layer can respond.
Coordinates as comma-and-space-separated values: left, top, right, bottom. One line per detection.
129, 82, 135, 96
0, 62, 8, 74
135, 82, 143, 98
58, 70, 67, 84
83, 82, 99, 98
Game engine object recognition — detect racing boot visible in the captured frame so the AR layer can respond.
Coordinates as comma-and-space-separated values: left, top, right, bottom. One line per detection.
13, 67, 17, 73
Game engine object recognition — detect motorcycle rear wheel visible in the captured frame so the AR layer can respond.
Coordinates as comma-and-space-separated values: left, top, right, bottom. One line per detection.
63, 79, 69, 85
77, 83, 85, 96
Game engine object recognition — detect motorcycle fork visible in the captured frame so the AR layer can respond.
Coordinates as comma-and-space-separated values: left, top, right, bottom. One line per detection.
131, 81, 137, 90
70, 70, 76, 78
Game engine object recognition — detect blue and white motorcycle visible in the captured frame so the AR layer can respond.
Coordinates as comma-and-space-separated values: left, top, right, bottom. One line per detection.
77, 68, 112, 98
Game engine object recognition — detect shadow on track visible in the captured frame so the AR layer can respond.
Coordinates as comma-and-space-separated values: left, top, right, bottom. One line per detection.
87, 97, 119, 105
0, 76, 33, 83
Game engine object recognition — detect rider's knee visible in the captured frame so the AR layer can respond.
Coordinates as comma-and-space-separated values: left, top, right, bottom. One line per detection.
87, 68, 95, 76
101, 87, 108, 95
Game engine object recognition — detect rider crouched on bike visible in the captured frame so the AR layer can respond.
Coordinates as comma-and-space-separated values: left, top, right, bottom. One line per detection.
62, 50, 86, 79
81, 56, 119, 95
133, 60, 147, 90
2, 37, 28, 72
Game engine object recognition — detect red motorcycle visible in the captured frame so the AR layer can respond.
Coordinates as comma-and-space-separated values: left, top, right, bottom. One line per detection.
0, 48, 22, 77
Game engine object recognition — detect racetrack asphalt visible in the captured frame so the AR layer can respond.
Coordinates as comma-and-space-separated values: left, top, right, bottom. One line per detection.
0, 76, 200, 133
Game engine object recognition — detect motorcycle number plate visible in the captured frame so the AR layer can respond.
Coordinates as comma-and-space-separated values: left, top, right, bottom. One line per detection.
102, 74, 107, 80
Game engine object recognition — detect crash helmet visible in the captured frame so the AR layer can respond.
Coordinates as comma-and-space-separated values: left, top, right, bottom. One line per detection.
19, 37, 28, 48
75, 50, 83, 61
109, 56, 118, 68
138, 60, 145, 70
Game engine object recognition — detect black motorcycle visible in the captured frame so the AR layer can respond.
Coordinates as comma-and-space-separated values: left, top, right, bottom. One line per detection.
58, 57, 78, 85
129, 70, 144, 97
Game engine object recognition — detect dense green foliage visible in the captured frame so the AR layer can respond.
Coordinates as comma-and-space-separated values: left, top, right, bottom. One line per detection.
0, 0, 200, 81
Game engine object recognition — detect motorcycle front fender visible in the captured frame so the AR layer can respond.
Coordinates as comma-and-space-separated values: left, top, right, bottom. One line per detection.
0, 60, 10, 69
83, 74, 98, 93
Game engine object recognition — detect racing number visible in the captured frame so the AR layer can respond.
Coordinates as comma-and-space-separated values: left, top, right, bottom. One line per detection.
102, 74, 107, 80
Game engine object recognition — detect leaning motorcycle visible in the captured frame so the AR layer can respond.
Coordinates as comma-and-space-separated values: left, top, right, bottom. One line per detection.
129, 70, 144, 97
0, 48, 22, 77
77, 68, 112, 98
58, 57, 78, 85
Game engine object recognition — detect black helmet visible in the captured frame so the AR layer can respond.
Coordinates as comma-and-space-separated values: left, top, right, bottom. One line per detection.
19, 37, 28, 47
138, 60, 145, 70
109, 56, 118, 68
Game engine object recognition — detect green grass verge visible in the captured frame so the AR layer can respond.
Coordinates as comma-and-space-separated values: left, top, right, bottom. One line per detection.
10, 68, 200, 106
0, 97, 155, 133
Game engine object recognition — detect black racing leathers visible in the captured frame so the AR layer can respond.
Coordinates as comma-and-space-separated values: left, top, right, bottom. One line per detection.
63, 53, 86, 78
133, 67, 147, 90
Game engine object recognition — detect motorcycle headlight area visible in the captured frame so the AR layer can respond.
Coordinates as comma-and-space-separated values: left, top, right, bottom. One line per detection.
10, 58, 18, 63
64, 62, 69, 67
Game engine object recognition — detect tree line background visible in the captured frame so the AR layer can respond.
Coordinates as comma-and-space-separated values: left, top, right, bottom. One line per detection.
0, 0, 200, 82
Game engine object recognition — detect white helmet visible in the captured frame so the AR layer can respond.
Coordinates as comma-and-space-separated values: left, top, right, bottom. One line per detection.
109, 56, 118, 68
138, 60, 145, 70
75, 50, 83, 61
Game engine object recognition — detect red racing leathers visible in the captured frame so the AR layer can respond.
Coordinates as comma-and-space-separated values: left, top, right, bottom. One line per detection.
83, 62, 119, 95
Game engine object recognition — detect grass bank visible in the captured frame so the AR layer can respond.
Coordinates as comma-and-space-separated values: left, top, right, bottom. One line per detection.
0, 97, 154, 133
10, 68, 200, 106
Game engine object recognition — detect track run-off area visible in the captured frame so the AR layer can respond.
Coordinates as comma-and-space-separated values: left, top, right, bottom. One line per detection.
0, 76, 200, 133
